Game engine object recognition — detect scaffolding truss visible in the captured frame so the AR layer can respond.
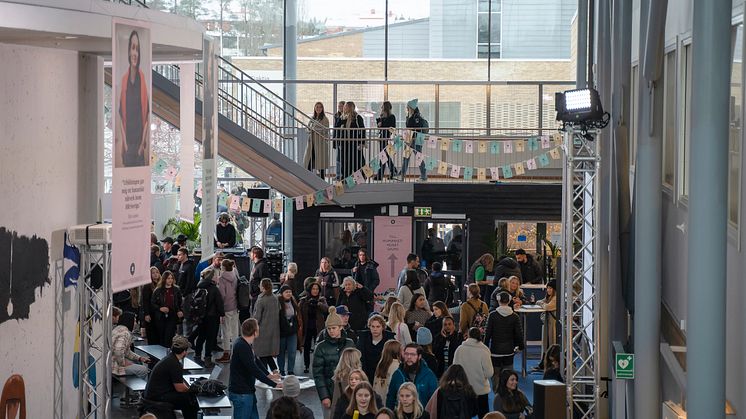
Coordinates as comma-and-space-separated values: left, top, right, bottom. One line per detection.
562, 127, 601, 418
53, 259, 65, 419
77, 243, 113, 419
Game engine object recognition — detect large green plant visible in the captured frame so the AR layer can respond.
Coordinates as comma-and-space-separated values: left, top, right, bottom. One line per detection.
163, 213, 201, 248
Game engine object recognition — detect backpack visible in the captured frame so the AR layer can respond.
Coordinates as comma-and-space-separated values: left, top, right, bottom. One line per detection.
187, 288, 208, 323
236, 275, 252, 310
421, 117, 429, 134
188, 378, 226, 396
468, 300, 487, 339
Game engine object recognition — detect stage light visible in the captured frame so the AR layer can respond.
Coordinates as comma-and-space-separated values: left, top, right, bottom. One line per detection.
555, 88, 605, 123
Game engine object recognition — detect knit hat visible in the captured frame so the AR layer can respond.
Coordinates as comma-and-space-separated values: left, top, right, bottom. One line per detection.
326, 306, 344, 328
416, 327, 433, 346
282, 375, 301, 398
546, 279, 557, 289
279, 284, 293, 294
407, 98, 418, 109
171, 335, 190, 351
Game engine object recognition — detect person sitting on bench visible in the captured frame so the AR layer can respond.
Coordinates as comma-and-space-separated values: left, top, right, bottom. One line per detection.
143, 335, 199, 419
112, 306, 150, 378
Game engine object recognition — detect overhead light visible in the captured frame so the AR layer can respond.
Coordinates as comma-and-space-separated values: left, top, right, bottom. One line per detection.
555, 88, 610, 132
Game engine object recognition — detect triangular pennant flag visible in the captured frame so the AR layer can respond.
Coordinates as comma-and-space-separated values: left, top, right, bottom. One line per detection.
528, 136, 539, 151
450, 164, 461, 178
490, 141, 500, 154
241, 197, 251, 212
477, 168, 486, 181
463, 166, 474, 180
403, 130, 413, 141
538, 153, 550, 167
415, 151, 425, 167
427, 137, 438, 149
550, 147, 561, 159
285, 198, 294, 213
526, 158, 538, 170
295, 196, 304, 210
315, 190, 325, 205
230, 195, 240, 211
515, 140, 525, 153
403, 147, 412, 158
489, 167, 499, 180
514, 162, 525, 175
440, 138, 450, 151
426, 157, 437, 171
437, 161, 448, 175
263, 199, 272, 213
379, 150, 389, 164
464, 140, 474, 154
452, 139, 463, 152
353, 170, 365, 184
252, 198, 262, 213
306, 193, 315, 207
362, 165, 374, 178
504, 142, 513, 154
478, 141, 487, 153
502, 165, 514, 179
541, 134, 551, 149
325, 186, 335, 200
370, 157, 381, 171
345, 176, 356, 189
274, 199, 283, 213
415, 132, 426, 145
335, 181, 345, 196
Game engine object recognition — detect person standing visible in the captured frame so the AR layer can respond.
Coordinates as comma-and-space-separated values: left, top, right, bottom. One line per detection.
215, 212, 237, 249
313, 307, 356, 419
333, 100, 346, 180
176, 248, 196, 294
150, 271, 183, 348
337, 277, 375, 332
423, 365, 478, 419
352, 248, 380, 293
375, 101, 397, 180
304, 101, 331, 179
193, 269, 225, 367
247, 246, 268, 317
338, 101, 366, 179
372, 340, 401, 401
228, 318, 282, 419
514, 248, 543, 284
385, 343, 438, 410
299, 282, 329, 373
484, 292, 524, 388
141, 267, 161, 345
277, 284, 302, 376
396, 254, 420, 290
432, 316, 461, 378
216, 258, 239, 363
357, 314, 395, 381
401, 99, 428, 181
466, 254, 495, 303
253, 278, 280, 371
316, 256, 340, 305
395, 382, 430, 419
423, 263, 453, 307
398, 270, 429, 313
458, 284, 488, 338
453, 327, 494, 418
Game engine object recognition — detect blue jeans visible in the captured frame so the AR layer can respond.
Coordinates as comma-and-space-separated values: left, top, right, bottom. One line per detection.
278, 334, 298, 374
401, 144, 427, 180
229, 391, 258, 419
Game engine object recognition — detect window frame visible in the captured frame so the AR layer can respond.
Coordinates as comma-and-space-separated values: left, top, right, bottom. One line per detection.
476, 0, 503, 59
728, 21, 743, 246
662, 46, 677, 194
677, 38, 693, 205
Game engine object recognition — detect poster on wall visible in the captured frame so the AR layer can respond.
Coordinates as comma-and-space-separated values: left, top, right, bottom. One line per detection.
112, 20, 152, 292
373, 216, 413, 292
200, 37, 218, 260
179, 63, 195, 223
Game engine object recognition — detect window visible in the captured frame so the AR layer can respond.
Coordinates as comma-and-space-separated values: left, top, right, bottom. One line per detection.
630, 65, 638, 171
477, 0, 502, 58
729, 24, 742, 227
678, 43, 693, 199
662, 51, 676, 188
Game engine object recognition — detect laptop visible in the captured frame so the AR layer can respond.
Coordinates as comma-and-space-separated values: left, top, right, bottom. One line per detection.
187, 365, 222, 384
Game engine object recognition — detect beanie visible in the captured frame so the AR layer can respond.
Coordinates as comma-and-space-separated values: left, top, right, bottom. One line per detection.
326, 306, 343, 328
282, 375, 301, 398
279, 284, 293, 294
407, 98, 418, 109
416, 327, 433, 346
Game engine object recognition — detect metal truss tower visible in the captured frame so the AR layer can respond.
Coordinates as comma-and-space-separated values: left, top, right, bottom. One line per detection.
561, 127, 601, 418
77, 243, 113, 419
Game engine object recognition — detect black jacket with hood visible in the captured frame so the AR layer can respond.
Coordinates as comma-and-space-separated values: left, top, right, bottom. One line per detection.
483, 305, 523, 357
196, 277, 225, 318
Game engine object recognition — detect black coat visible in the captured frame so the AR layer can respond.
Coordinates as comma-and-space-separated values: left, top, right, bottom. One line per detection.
196, 278, 225, 318
353, 260, 380, 292
151, 286, 183, 316
249, 258, 268, 299
493, 257, 522, 282
337, 287, 374, 331
177, 259, 197, 294
424, 271, 453, 305
356, 329, 395, 381
432, 331, 462, 377
519, 254, 544, 284
483, 308, 523, 356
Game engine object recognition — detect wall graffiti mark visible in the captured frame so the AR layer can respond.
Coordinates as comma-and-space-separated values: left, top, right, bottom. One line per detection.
0, 227, 50, 324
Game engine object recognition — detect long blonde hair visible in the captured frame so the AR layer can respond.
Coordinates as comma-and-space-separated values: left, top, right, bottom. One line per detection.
396, 382, 424, 419
344, 101, 358, 128
333, 348, 362, 382
382, 296, 399, 319
388, 302, 406, 330
375, 340, 401, 379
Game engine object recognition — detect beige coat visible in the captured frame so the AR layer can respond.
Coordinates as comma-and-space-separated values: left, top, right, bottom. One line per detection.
303, 115, 330, 170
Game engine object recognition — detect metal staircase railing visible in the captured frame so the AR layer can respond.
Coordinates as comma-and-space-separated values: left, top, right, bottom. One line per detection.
154, 57, 318, 162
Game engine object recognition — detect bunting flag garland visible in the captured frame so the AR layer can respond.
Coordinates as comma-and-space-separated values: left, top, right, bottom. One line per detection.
437, 161, 448, 175
230, 195, 240, 211
426, 157, 437, 171
502, 165, 514, 179
252, 199, 262, 213
394, 137, 404, 150
464, 140, 474, 154
295, 196, 304, 210
477, 168, 486, 180
274, 199, 284, 213
379, 150, 389, 164
362, 165, 374, 178
353, 170, 365, 184
325, 186, 335, 200
526, 158, 537, 170
334, 181, 345, 196
553, 133, 563, 146
415, 152, 425, 167
537, 153, 550, 167
315, 190, 325, 205
450, 164, 461, 178
415, 133, 425, 146
550, 148, 561, 159
515, 140, 525, 153
504, 141, 513, 154
305, 193, 315, 207
514, 161, 525, 175
241, 197, 251, 212
489, 167, 500, 180
440, 138, 450, 151
452, 139, 463, 152
345, 176, 356, 189
478, 141, 487, 153
403, 130, 413, 141
370, 158, 381, 171
403, 147, 412, 158
490, 141, 500, 154
527, 137, 539, 151
263, 199, 272, 213
427, 137, 438, 149
386, 144, 396, 155
284, 198, 293, 213
463, 166, 474, 180
541, 134, 551, 149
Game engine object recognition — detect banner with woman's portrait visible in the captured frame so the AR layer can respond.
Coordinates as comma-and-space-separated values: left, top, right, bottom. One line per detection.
112, 20, 152, 292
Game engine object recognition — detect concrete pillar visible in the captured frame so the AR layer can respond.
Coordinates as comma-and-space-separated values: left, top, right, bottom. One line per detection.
686, 0, 732, 417
283, 0, 298, 262
77, 53, 104, 223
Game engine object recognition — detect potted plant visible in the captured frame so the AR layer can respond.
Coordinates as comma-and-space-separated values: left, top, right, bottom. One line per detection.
162, 212, 201, 250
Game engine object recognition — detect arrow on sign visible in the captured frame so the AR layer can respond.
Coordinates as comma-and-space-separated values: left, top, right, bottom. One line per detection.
388, 253, 398, 277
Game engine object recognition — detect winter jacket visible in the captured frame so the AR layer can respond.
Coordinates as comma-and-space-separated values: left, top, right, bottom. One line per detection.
353, 260, 381, 292
493, 390, 532, 419
458, 298, 488, 337
312, 335, 355, 401
249, 258, 269, 300
493, 257, 522, 282
425, 388, 478, 419
337, 286, 374, 331
315, 269, 340, 304
424, 271, 453, 306
140, 282, 157, 320
489, 286, 527, 311
196, 278, 225, 318
265, 401, 314, 419
356, 329, 396, 381
432, 330, 462, 377
385, 361, 438, 410
218, 270, 239, 312
253, 292, 280, 357
151, 286, 183, 317
177, 259, 197, 294
453, 338, 494, 395
484, 306, 524, 357
424, 315, 443, 338
519, 253, 544, 284
299, 293, 329, 334
398, 285, 429, 312
277, 296, 303, 342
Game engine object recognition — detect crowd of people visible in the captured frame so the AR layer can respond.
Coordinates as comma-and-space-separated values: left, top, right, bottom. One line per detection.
116, 227, 557, 419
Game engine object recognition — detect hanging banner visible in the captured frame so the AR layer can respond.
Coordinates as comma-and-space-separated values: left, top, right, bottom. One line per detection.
112, 20, 152, 292
373, 216, 413, 292
200, 36, 218, 261
179, 63, 195, 222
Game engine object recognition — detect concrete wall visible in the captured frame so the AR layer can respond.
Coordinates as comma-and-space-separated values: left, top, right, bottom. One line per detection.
501, 0, 576, 59
363, 19, 430, 59
0, 42, 101, 418
429, 0, 478, 59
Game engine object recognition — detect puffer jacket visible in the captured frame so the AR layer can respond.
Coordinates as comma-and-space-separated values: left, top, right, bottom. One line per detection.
312, 335, 355, 401
493, 257, 522, 281
353, 260, 381, 292
483, 306, 524, 357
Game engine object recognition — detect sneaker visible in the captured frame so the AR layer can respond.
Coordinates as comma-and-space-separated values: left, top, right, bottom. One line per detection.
215, 352, 231, 363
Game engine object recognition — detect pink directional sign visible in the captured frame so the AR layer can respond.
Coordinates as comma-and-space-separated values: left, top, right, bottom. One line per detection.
373, 216, 412, 293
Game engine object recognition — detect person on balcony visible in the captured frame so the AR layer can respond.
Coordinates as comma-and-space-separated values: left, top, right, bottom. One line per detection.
305, 101, 331, 180
339, 101, 366, 179
402, 98, 428, 181
375, 101, 397, 180
333, 100, 346, 180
